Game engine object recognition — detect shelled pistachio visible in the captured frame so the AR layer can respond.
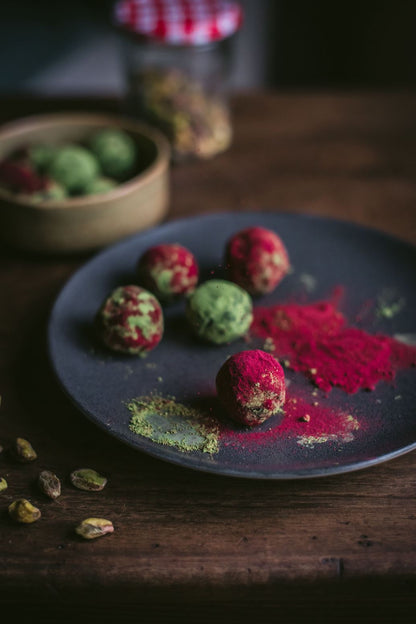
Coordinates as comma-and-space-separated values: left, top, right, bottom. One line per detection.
70, 468, 107, 491
75, 518, 114, 540
38, 470, 61, 499
8, 498, 41, 523
13, 437, 37, 463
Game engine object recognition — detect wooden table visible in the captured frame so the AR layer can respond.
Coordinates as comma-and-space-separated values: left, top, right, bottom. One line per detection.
1, 93, 416, 623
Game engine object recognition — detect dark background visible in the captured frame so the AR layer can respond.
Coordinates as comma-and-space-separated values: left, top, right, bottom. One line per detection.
1, 0, 415, 95
268, 0, 416, 88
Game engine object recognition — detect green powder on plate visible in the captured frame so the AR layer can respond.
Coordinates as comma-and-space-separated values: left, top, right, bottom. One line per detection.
127, 395, 219, 454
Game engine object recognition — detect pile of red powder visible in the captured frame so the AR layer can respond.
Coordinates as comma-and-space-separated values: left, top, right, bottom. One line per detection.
250, 300, 416, 393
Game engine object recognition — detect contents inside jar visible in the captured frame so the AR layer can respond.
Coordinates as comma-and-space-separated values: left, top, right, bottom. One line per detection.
131, 68, 232, 160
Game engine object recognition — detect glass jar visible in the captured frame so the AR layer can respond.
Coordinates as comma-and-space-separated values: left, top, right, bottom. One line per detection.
114, 0, 243, 161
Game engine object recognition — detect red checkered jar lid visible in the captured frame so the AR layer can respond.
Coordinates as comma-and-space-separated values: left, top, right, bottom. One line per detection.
114, 0, 243, 45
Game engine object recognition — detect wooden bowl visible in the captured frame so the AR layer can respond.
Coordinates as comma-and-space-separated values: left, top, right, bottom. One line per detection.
0, 113, 170, 253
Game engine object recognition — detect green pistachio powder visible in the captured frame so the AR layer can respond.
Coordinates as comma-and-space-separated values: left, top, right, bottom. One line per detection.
127, 395, 219, 454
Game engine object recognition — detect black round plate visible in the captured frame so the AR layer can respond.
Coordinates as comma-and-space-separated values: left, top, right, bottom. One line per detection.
48, 213, 416, 479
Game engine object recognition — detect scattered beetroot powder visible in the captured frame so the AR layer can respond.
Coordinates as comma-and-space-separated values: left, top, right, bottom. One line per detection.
225, 226, 290, 296
216, 350, 285, 426
220, 390, 360, 448
276, 393, 359, 446
137, 243, 199, 302
250, 300, 416, 393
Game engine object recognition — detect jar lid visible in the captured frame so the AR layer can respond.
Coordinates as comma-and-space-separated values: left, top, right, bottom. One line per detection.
114, 0, 243, 45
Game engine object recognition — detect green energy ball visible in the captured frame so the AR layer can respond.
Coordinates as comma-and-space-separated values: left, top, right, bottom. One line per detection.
89, 129, 137, 180
84, 177, 117, 196
28, 144, 56, 172
186, 279, 253, 345
31, 180, 67, 202
96, 285, 164, 356
49, 145, 100, 193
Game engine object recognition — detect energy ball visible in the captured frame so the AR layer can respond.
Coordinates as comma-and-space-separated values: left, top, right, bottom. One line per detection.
96, 285, 163, 356
28, 144, 55, 173
0, 160, 45, 194
225, 226, 290, 296
186, 279, 253, 345
31, 180, 67, 202
49, 145, 100, 193
84, 177, 117, 195
89, 129, 137, 180
216, 350, 286, 427
137, 243, 199, 302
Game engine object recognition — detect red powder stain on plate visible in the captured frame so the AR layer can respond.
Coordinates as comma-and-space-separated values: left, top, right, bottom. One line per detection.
220, 390, 360, 449
250, 300, 416, 393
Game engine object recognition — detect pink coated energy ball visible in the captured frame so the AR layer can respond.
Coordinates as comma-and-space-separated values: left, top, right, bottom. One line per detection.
95, 285, 163, 356
137, 243, 199, 302
0, 159, 45, 194
225, 226, 290, 296
216, 349, 286, 427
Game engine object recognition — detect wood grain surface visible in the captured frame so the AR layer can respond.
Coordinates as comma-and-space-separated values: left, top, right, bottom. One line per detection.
0, 93, 416, 623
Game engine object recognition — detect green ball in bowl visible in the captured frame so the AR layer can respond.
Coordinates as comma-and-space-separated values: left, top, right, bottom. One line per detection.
32, 181, 68, 202
28, 144, 56, 173
89, 129, 137, 180
49, 145, 100, 193
84, 177, 117, 196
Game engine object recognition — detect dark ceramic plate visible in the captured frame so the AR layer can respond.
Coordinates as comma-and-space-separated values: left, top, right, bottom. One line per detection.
48, 213, 416, 479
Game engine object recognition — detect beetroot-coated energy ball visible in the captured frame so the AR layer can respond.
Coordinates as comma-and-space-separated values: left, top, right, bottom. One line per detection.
96, 285, 163, 356
225, 226, 290, 296
216, 350, 286, 427
0, 159, 45, 194
137, 243, 199, 301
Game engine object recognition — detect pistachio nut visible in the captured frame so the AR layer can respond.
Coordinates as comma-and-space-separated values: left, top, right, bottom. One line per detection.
14, 437, 37, 462
0, 477, 7, 492
75, 518, 114, 540
38, 470, 61, 499
70, 468, 107, 491
9, 498, 41, 523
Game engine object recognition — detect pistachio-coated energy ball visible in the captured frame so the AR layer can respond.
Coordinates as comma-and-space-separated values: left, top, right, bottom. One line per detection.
216, 350, 286, 427
225, 226, 290, 296
31, 180, 67, 202
137, 243, 199, 302
49, 145, 100, 193
89, 129, 137, 180
95, 285, 163, 356
186, 279, 253, 345
28, 144, 56, 173
84, 177, 117, 195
